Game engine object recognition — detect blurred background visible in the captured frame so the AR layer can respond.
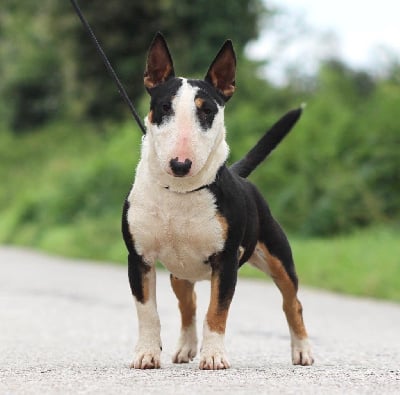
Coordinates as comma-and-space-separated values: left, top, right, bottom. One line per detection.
0, 0, 399, 300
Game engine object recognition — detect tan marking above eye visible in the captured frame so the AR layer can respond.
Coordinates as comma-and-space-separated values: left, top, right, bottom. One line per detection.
194, 97, 205, 109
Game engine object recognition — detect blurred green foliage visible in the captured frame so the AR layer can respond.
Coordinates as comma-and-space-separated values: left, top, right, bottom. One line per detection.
229, 60, 400, 235
240, 227, 400, 301
1, 0, 267, 128
0, 1, 399, 300
0, 0, 62, 130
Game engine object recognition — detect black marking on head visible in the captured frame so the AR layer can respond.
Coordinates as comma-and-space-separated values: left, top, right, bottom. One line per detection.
148, 78, 183, 126
188, 79, 223, 130
194, 91, 219, 130
188, 79, 225, 106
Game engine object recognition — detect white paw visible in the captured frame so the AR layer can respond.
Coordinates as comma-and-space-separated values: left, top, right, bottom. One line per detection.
173, 344, 197, 363
200, 322, 230, 369
199, 349, 230, 370
173, 325, 197, 363
291, 338, 314, 366
131, 345, 161, 369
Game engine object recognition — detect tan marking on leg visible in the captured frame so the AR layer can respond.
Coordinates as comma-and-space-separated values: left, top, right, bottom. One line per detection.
216, 214, 229, 241
170, 276, 196, 329
142, 274, 150, 304
170, 276, 198, 364
250, 242, 308, 340
200, 271, 232, 369
148, 110, 153, 124
206, 274, 229, 334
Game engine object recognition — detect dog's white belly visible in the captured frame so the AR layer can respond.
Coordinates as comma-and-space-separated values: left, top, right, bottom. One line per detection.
127, 182, 225, 282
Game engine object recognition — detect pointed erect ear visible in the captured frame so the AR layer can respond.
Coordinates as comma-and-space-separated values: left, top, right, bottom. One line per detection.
205, 40, 236, 100
144, 32, 175, 90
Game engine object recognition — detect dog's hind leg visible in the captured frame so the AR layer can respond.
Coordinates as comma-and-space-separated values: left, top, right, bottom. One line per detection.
249, 221, 314, 366
170, 275, 198, 363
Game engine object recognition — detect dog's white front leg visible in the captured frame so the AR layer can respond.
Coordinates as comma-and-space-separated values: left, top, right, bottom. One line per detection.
132, 266, 162, 369
200, 320, 229, 370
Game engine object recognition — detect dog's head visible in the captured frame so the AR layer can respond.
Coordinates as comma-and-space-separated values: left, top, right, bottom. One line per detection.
141, 33, 236, 192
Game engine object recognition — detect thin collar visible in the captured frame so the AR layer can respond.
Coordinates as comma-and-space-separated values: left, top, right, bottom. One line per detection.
163, 165, 224, 194
164, 183, 209, 194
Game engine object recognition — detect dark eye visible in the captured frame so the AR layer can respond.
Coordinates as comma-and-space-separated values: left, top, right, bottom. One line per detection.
162, 103, 172, 113
202, 107, 212, 115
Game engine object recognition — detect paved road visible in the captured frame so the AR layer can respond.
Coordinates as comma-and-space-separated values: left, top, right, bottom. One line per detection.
1, 246, 399, 394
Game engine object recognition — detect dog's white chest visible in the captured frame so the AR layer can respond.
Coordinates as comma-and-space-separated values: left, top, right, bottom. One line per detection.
127, 179, 225, 282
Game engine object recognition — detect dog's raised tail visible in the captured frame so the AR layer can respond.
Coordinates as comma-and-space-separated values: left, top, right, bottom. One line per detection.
229, 107, 303, 178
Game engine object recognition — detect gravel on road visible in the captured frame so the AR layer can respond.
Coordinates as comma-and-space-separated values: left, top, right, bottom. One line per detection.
1, 246, 399, 394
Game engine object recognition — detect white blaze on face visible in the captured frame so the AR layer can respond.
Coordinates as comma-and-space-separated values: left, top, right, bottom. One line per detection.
173, 80, 196, 167
149, 79, 226, 178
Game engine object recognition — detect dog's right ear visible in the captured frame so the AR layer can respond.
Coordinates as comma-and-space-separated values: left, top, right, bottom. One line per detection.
144, 32, 175, 90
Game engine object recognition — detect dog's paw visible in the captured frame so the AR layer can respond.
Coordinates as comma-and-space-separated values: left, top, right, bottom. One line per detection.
199, 323, 230, 369
291, 338, 314, 366
199, 349, 230, 370
131, 347, 161, 369
173, 345, 197, 363
173, 326, 198, 363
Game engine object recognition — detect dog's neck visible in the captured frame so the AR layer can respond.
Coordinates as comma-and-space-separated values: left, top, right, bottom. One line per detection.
138, 131, 229, 194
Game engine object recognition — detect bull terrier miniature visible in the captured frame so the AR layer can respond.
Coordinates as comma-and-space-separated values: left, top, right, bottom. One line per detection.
122, 33, 314, 370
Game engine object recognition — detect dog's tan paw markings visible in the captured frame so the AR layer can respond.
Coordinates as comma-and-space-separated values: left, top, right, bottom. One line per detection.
173, 346, 197, 363
131, 351, 161, 369
199, 352, 230, 370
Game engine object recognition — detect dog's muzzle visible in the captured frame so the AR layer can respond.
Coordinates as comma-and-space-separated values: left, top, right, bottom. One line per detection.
169, 157, 192, 177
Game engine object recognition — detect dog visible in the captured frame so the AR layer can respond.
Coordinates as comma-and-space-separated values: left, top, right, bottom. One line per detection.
121, 32, 314, 370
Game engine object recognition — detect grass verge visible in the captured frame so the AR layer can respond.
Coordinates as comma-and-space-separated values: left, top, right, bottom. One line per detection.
1, 123, 399, 302
240, 227, 400, 302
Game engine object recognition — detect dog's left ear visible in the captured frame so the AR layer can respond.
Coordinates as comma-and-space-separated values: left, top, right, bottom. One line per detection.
144, 32, 175, 90
205, 40, 236, 100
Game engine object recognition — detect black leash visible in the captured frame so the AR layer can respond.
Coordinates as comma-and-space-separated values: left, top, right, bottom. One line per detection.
69, 0, 146, 134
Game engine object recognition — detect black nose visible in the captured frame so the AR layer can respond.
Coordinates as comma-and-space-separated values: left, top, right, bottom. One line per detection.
169, 157, 192, 177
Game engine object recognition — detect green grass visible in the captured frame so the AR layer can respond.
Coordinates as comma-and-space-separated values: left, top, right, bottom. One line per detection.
1, 122, 399, 302
0, 120, 141, 262
240, 227, 400, 302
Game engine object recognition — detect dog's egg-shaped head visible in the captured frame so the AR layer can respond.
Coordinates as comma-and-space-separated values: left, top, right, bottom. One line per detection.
142, 33, 235, 188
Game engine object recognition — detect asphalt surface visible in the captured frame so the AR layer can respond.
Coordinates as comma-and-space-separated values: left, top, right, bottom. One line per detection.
1, 246, 399, 394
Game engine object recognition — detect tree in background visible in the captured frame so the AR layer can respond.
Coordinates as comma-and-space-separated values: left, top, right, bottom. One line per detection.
255, 59, 400, 235
0, 0, 61, 131
1, 1, 399, 240
53, 0, 269, 121
0, 0, 269, 129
